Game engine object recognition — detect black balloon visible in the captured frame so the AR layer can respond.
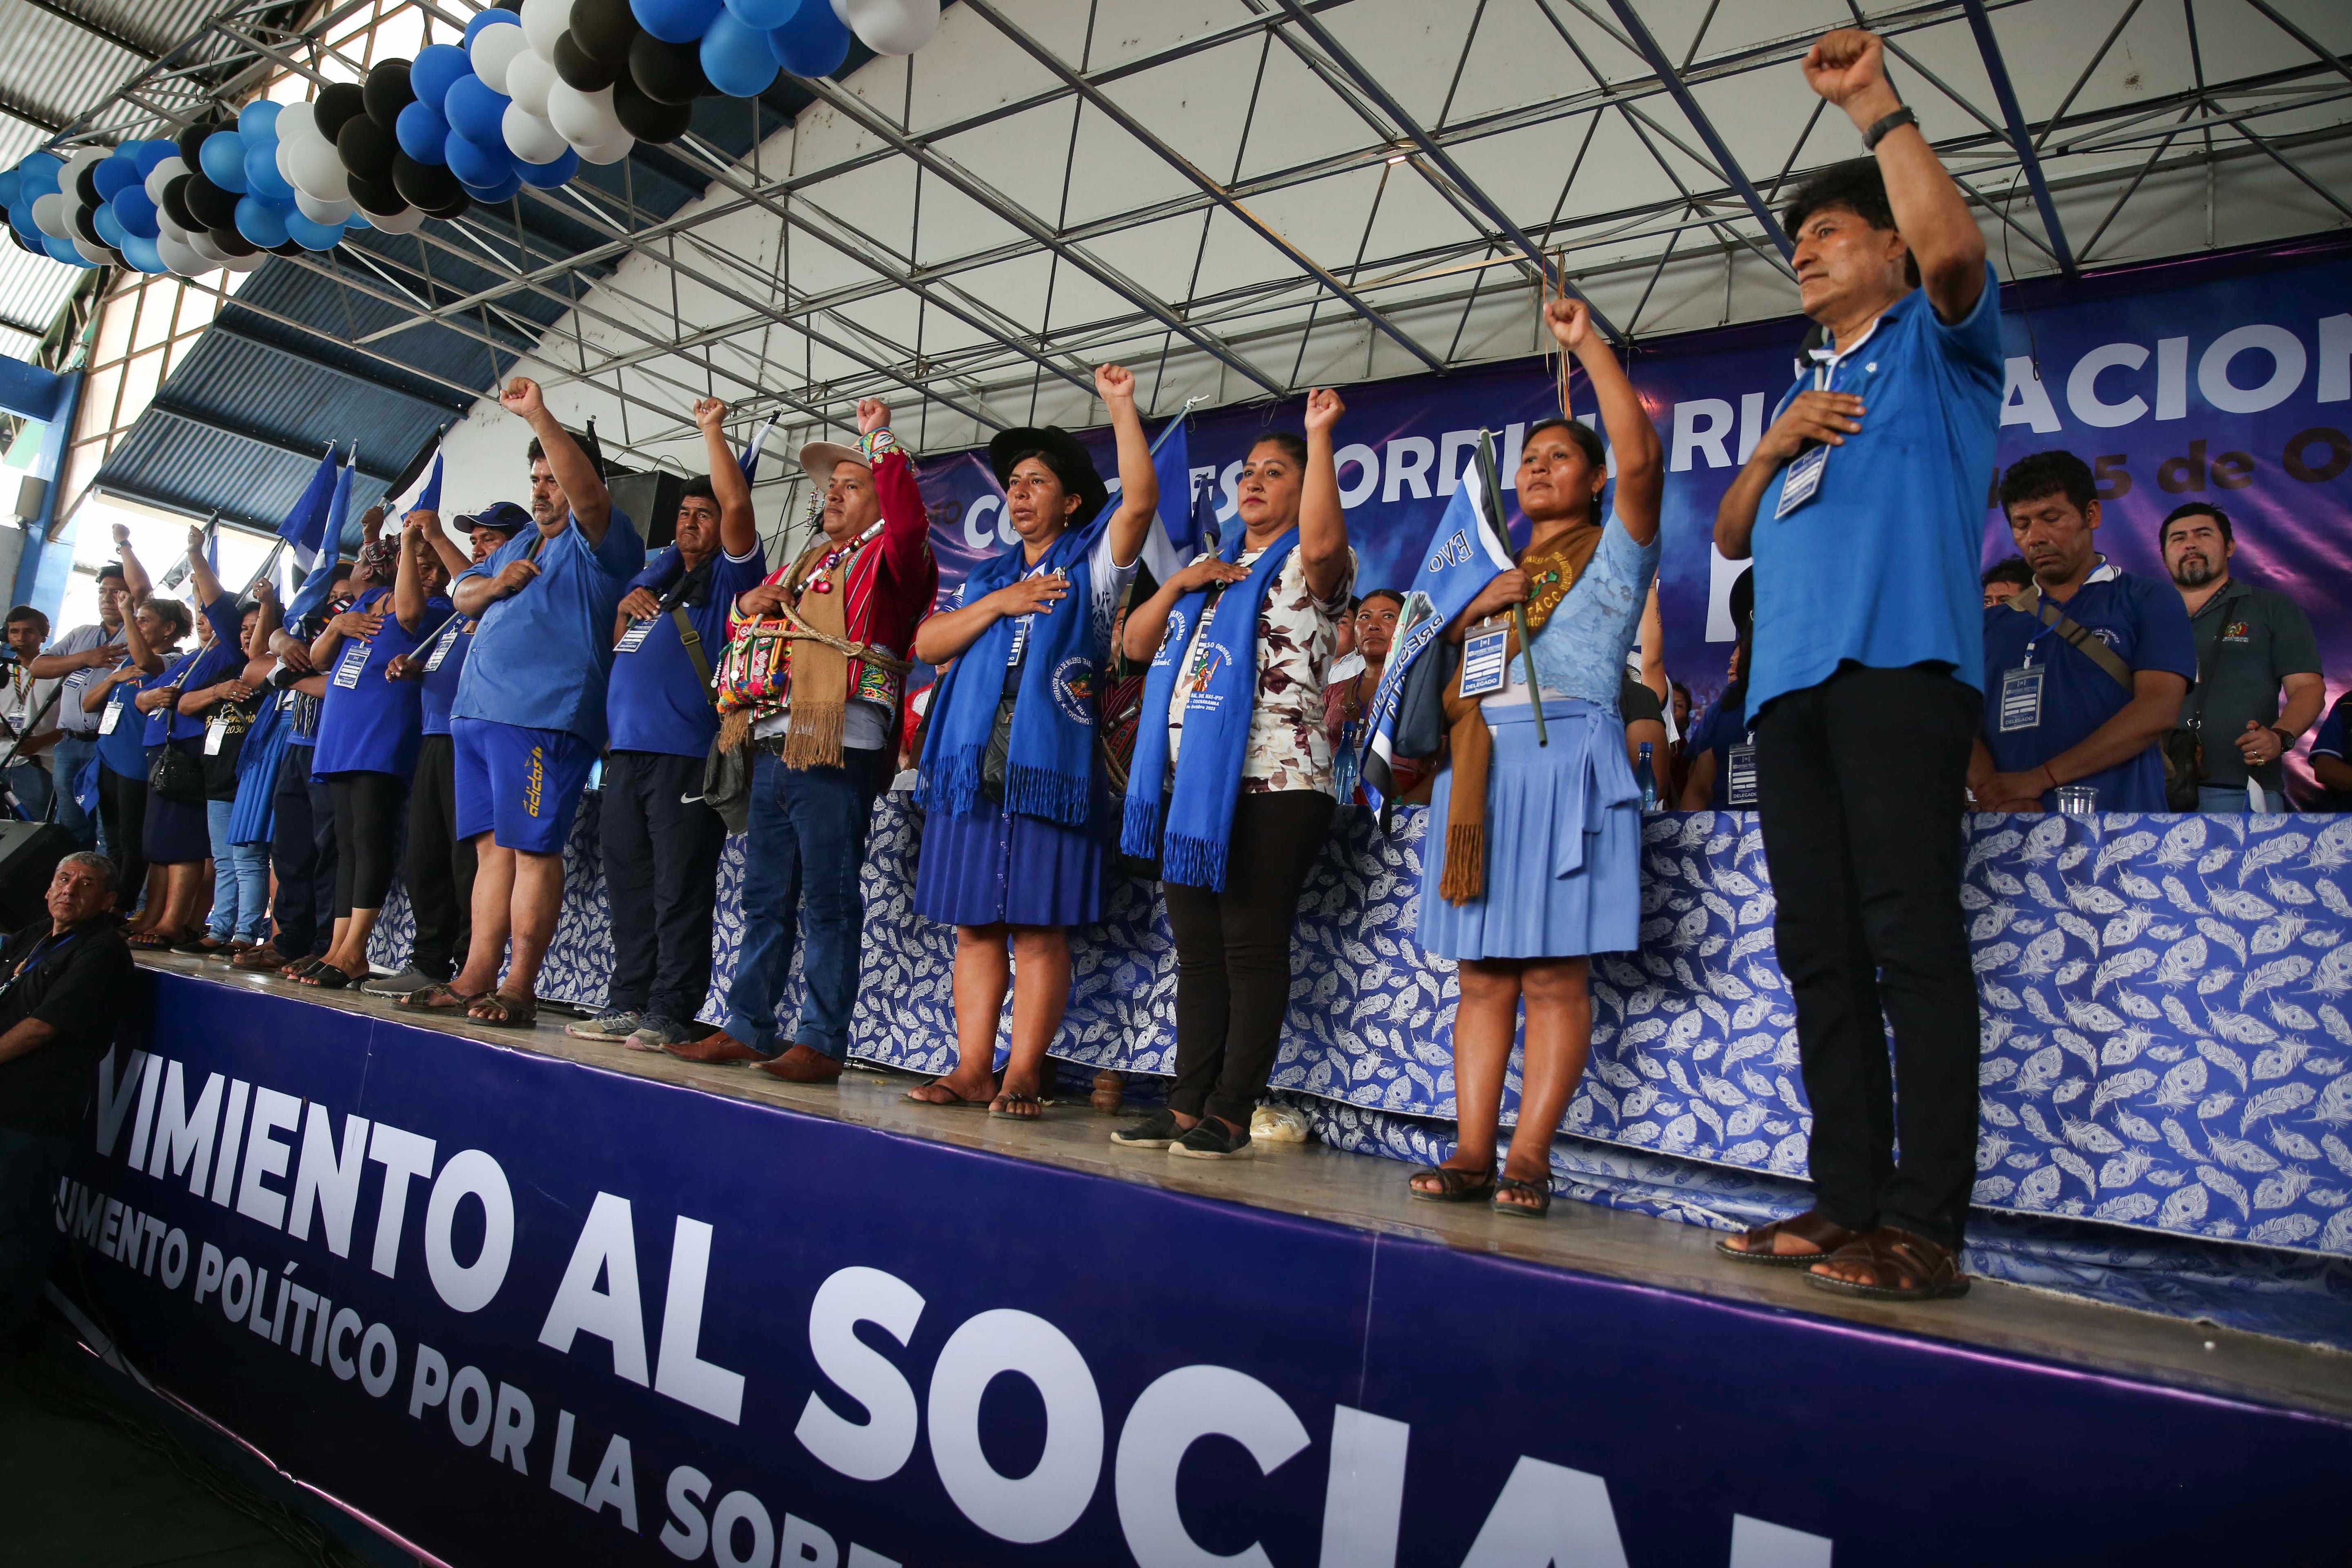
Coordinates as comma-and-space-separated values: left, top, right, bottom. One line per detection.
210, 225, 257, 257
612, 75, 692, 142
8, 227, 40, 255
392, 151, 462, 211
337, 113, 398, 180
315, 82, 368, 142
161, 173, 198, 232
72, 204, 104, 244
346, 171, 407, 216
270, 239, 308, 256
628, 32, 709, 106
364, 59, 415, 127
554, 31, 621, 91
424, 191, 471, 221
176, 121, 216, 167
571, 0, 639, 65
183, 171, 238, 230
76, 162, 104, 207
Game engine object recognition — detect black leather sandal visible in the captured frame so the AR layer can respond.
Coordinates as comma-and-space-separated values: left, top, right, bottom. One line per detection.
1493, 1175, 1553, 1219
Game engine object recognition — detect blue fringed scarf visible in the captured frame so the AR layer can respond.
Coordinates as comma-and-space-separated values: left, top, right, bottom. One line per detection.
917, 517, 1108, 827
1120, 528, 1299, 890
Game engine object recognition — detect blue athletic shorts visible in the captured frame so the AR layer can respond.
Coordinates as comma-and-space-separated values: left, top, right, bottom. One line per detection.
451, 716, 594, 854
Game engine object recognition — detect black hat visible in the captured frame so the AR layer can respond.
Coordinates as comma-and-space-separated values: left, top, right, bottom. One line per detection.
987, 427, 1108, 531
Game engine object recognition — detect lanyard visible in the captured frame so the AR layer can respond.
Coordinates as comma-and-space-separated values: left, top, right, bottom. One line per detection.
0, 926, 82, 998
2020, 585, 2083, 667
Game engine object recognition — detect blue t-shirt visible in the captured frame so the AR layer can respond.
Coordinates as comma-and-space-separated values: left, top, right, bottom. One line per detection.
96, 655, 180, 777
1748, 265, 2005, 717
1980, 565, 2195, 812
2312, 692, 2352, 811
1687, 682, 1751, 807
606, 545, 767, 758
451, 507, 644, 745
159, 594, 249, 743
311, 587, 452, 778
418, 613, 476, 738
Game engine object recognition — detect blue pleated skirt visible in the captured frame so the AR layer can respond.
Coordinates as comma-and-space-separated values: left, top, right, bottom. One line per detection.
914, 793, 1108, 929
1416, 698, 1643, 961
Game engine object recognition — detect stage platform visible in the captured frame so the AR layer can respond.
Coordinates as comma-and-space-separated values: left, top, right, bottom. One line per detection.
44, 953, 2352, 1566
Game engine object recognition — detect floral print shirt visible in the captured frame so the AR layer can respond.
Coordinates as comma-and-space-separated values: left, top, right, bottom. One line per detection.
1168, 544, 1357, 793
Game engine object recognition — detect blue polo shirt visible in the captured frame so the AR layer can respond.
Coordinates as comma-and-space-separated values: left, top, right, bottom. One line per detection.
312, 587, 452, 778
1748, 264, 2004, 718
159, 594, 249, 743
94, 662, 166, 778
1980, 563, 2195, 812
451, 507, 643, 745
606, 544, 766, 758
1687, 682, 1750, 807
418, 613, 475, 738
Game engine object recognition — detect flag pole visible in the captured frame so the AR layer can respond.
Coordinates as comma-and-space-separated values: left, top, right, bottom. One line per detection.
1475, 429, 1544, 747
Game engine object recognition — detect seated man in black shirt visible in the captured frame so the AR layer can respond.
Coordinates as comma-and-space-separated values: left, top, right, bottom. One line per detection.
0, 851, 137, 1349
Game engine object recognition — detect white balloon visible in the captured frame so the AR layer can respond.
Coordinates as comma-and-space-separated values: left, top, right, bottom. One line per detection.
519, 0, 572, 62
144, 155, 188, 205
71, 232, 114, 266
469, 23, 529, 96
63, 146, 109, 196
294, 188, 356, 224
363, 203, 424, 235
156, 231, 211, 277
842, 0, 939, 56
502, 101, 569, 164
545, 81, 623, 147
223, 247, 266, 272
185, 227, 229, 263
276, 98, 321, 147
829, 0, 850, 21
30, 192, 69, 239
506, 46, 559, 117
574, 129, 635, 165
286, 135, 350, 201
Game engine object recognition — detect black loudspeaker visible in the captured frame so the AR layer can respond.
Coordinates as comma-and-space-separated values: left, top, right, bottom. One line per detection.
607, 471, 684, 553
0, 820, 72, 930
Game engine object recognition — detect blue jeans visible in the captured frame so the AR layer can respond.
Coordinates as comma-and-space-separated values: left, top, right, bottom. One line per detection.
49, 734, 97, 848
2198, 785, 2252, 812
723, 744, 885, 1059
6, 760, 52, 823
205, 797, 270, 941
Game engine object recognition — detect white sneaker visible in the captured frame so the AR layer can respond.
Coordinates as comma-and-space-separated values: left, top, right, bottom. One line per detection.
1250, 1104, 1312, 1145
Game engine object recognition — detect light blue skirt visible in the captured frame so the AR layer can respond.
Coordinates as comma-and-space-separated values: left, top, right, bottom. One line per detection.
1416, 698, 1643, 961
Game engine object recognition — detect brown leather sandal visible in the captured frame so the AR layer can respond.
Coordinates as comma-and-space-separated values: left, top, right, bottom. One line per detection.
1714, 1210, 1863, 1267
467, 988, 539, 1028
395, 983, 484, 1014
1409, 1164, 1497, 1203
1804, 1226, 1971, 1301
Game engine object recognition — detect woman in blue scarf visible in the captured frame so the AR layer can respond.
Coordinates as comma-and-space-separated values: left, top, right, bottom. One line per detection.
1111, 388, 1357, 1160
1407, 298, 1664, 1217
906, 364, 1159, 1119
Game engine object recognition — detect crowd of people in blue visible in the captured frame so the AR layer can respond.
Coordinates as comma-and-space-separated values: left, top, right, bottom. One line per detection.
4, 27, 2345, 1313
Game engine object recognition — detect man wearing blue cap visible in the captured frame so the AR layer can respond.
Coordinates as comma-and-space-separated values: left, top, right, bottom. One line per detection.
399, 379, 641, 1028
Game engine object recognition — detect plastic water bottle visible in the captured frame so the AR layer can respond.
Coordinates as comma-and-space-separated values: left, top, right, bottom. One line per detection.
1637, 741, 1659, 811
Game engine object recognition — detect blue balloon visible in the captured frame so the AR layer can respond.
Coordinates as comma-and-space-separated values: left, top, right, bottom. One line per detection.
700, 10, 778, 97
723, 0, 800, 29
238, 99, 283, 140
43, 233, 90, 266
445, 130, 509, 189
632, 0, 723, 46
765, 0, 849, 76
246, 143, 295, 200
234, 194, 290, 248
345, 208, 372, 229
412, 43, 474, 111
284, 209, 344, 251
133, 140, 175, 177
397, 101, 452, 164
93, 205, 126, 248
16, 153, 62, 199
444, 74, 510, 149
0, 172, 16, 210
8, 201, 40, 241
463, 7, 520, 44
460, 172, 521, 204
110, 186, 159, 239
200, 132, 250, 193
121, 233, 166, 273
514, 147, 579, 188
93, 158, 138, 199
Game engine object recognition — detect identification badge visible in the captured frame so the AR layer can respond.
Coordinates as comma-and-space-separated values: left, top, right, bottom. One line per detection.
1997, 665, 2044, 732
1773, 443, 1829, 518
1726, 742, 1760, 807
425, 623, 461, 672
333, 642, 369, 689
98, 699, 122, 735
615, 619, 656, 654
1458, 627, 1509, 698
204, 712, 229, 756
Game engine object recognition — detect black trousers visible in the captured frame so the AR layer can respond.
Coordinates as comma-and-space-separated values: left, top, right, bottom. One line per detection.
1164, 789, 1335, 1126
601, 750, 728, 1022
1753, 663, 1983, 1249
270, 744, 337, 958
97, 764, 147, 906
329, 771, 407, 917
404, 733, 475, 982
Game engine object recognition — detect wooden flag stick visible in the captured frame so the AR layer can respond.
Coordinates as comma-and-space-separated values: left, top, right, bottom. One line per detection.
1474, 429, 1544, 747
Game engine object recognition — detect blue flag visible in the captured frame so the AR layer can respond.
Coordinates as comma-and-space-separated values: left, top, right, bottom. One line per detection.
277, 447, 340, 573
1142, 413, 1220, 584
287, 454, 356, 623
1357, 448, 1516, 814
